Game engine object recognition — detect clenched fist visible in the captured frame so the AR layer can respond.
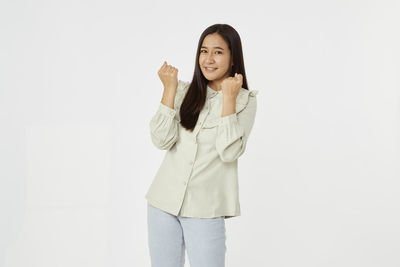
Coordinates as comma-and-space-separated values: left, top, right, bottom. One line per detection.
158, 61, 179, 94
221, 73, 243, 99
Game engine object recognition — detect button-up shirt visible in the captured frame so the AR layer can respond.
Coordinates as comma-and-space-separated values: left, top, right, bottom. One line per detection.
145, 80, 258, 219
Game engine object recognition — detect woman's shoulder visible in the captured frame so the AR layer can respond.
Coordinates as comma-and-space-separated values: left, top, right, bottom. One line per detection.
239, 87, 259, 97
177, 80, 191, 92
236, 88, 259, 113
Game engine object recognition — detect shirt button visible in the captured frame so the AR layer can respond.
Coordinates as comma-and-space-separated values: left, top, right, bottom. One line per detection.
189, 161, 193, 165
183, 181, 187, 185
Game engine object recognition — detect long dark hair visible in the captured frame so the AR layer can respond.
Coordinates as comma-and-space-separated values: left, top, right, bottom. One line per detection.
179, 23, 249, 131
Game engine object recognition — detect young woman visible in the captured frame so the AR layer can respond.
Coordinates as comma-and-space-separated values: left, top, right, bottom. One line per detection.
145, 23, 258, 267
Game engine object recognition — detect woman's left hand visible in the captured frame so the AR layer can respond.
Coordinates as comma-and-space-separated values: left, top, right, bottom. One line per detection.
221, 73, 243, 99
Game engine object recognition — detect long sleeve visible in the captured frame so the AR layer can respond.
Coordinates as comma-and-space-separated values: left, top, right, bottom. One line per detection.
215, 90, 258, 162
149, 102, 179, 150
149, 80, 189, 150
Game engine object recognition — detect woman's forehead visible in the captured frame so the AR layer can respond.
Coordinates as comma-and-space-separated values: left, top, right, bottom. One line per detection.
202, 34, 228, 48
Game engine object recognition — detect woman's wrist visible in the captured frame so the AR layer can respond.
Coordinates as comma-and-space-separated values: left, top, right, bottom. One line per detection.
221, 97, 236, 117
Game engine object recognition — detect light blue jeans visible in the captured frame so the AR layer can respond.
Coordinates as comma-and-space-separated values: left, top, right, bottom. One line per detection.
147, 203, 227, 267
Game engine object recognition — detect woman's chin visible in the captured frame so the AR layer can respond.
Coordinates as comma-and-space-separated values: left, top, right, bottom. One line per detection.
203, 74, 218, 81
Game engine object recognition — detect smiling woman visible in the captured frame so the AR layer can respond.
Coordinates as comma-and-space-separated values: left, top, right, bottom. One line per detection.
199, 33, 233, 90
145, 23, 258, 267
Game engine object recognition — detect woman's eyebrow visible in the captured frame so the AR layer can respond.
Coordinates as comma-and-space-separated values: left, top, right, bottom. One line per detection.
201, 46, 224, 50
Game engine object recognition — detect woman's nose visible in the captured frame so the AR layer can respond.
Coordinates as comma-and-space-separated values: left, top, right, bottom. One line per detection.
206, 53, 215, 62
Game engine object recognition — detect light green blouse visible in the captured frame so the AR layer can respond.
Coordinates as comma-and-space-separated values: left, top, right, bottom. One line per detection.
145, 80, 258, 219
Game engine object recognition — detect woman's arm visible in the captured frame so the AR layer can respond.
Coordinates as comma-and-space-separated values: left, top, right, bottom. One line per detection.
149, 101, 180, 150
215, 91, 258, 162
149, 62, 182, 150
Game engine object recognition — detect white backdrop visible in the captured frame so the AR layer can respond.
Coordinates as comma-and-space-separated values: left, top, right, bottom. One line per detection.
1, 0, 399, 266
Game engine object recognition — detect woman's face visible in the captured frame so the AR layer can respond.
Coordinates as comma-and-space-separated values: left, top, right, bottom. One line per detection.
199, 33, 232, 89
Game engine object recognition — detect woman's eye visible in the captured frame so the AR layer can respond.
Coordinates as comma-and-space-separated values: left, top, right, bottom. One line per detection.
200, 50, 222, 54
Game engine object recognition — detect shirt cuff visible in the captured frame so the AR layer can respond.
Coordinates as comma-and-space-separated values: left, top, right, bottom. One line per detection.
157, 102, 176, 118
218, 113, 244, 142
220, 113, 238, 126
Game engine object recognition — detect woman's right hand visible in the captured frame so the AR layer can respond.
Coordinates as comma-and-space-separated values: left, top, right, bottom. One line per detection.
158, 61, 179, 94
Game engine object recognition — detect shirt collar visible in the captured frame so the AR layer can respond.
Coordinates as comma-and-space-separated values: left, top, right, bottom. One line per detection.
207, 85, 222, 99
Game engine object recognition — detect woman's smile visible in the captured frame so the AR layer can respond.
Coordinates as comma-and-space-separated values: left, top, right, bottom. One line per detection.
205, 67, 218, 72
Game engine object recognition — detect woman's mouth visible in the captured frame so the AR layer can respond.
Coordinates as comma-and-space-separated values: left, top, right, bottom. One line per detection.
205, 67, 217, 72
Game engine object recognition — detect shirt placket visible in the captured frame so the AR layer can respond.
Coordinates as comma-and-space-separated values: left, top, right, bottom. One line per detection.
181, 99, 211, 186
178, 93, 217, 215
